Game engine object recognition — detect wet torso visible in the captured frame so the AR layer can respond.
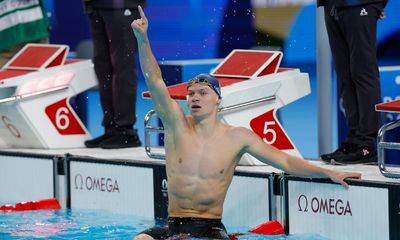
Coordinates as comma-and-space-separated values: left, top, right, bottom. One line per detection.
164, 117, 244, 219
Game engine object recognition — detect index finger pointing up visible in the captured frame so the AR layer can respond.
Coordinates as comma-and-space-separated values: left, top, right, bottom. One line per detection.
138, 5, 146, 20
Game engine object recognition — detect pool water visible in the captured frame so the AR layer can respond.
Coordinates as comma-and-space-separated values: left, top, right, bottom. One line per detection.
0, 209, 330, 239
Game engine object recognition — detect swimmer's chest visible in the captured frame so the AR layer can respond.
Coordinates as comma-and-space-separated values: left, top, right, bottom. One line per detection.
169, 134, 239, 176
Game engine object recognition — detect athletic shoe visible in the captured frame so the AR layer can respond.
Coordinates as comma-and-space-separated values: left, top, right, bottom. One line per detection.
326, 145, 377, 165
84, 134, 113, 148
320, 142, 356, 163
99, 134, 142, 149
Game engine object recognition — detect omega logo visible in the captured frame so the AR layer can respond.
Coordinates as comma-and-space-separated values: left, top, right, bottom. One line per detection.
162, 179, 168, 190
74, 174, 84, 189
74, 173, 120, 193
161, 179, 168, 197
297, 194, 352, 216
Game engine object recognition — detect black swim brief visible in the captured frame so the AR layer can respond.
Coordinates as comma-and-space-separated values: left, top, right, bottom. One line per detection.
139, 217, 229, 239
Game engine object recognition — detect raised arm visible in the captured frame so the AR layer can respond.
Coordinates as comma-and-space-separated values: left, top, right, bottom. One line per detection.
236, 127, 361, 188
131, 6, 183, 125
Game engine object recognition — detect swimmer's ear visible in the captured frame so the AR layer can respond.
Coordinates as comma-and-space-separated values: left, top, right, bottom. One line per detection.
216, 97, 221, 105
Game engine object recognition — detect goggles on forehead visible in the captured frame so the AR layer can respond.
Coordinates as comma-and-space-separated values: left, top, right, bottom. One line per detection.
187, 74, 222, 99
187, 78, 212, 88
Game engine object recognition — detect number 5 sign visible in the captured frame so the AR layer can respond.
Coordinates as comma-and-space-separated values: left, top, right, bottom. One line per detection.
45, 98, 86, 135
250, 109, 295, 150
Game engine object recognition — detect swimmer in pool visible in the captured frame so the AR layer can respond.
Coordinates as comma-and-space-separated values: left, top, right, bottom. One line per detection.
131, 6, 361, 240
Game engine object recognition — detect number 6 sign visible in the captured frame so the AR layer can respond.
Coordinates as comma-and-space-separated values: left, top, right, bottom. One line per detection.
55, 107, 70, 130
45, 98, 86, 135
1, 115, 21, 138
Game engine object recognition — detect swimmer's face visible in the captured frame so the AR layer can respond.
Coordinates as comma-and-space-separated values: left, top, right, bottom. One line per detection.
187, 83, 220, 117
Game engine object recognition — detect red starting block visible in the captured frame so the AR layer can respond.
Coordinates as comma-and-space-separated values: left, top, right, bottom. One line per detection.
0, 44, 98, 148
143, 49, 310, 165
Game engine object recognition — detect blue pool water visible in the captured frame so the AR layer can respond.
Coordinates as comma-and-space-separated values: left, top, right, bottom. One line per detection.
0, 209, 330, 240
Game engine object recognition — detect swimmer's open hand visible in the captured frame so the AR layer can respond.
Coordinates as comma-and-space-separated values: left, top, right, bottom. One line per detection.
131, 5, 148, 39
326, 170, 361, 189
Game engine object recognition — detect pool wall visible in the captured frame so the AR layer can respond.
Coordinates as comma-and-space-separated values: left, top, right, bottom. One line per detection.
1, 149, 400, 239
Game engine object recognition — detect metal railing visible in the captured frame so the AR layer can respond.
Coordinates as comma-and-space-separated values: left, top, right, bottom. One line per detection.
377, 119, 400, 178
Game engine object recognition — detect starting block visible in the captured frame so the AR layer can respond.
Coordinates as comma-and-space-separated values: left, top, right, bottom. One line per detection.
375, 100, 400, 178
0, 44, 98, 148
143, 49, 310, 165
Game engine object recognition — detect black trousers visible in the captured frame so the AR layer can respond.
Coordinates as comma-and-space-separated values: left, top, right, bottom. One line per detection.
88, 7, 139, 136
324, 2, 382, 147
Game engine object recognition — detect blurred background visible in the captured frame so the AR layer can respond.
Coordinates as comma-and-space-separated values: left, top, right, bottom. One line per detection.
44, 0, 400, 160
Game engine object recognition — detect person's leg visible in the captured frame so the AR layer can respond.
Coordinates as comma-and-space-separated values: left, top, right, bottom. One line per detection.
344, 3, 381, 148
84, 8, 115, 147
89, 9, 115, 132
320, 3, 358, 161
327, 3, 381, 164
103, 8, 139, 134
98, 8, 141, 148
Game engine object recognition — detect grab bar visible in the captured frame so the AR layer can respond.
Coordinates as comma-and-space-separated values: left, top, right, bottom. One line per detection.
0, 86, 68, 104
377, 119, 400, 178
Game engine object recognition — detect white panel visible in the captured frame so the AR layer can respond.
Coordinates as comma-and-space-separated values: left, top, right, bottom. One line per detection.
0, 105, 45, 148
0, 155, 54, 203
70, 161, 154, 218
288, 180, 389, 240
223, 175, 270, 227
221, 79, 281, 108
276, 72, 310, 106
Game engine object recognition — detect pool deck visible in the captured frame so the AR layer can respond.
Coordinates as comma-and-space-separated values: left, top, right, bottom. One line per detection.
1, 146, 398, 184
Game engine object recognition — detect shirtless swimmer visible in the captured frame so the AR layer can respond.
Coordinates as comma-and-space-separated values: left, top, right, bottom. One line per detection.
131, 6, 361, 240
